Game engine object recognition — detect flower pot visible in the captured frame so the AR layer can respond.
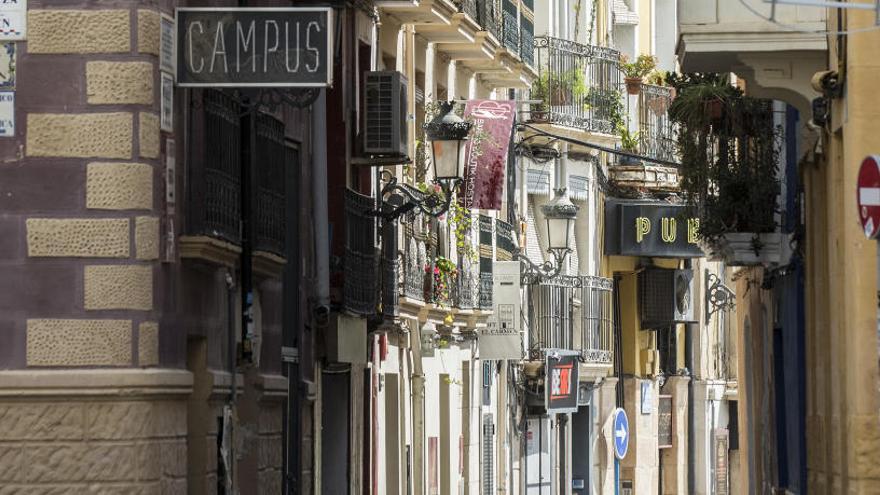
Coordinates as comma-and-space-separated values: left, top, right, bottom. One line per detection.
624, 77, 643, 95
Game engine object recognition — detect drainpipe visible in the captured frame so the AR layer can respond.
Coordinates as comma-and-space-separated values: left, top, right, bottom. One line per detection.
410, 322, 426, 495
686, 265, 696, 495
313, 90, 330, 311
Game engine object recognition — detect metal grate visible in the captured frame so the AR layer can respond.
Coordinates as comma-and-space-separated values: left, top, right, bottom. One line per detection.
459, 0, 479, 22
482, 413, 495, 494
638, 84, 677, 163
579, 276, 614, 364
502, 1, 520, 54
530, 36, 622, 134
639, 268, 673, 327
255, 113, 286, 256
402, 225, 431, 302
200, 90, 241, 243
343, 188, 378, 316
520, 17, 535, 66
478, 0, 501, 41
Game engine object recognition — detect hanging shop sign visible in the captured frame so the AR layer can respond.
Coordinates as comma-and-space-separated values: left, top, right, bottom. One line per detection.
479, 261, 522, 360
604, 199, 703, 258
461, 100, 515, 210
176, 8, 333, 87
0, 0, 26, 41
495, 219, 515, 261
546, 349, 580, 414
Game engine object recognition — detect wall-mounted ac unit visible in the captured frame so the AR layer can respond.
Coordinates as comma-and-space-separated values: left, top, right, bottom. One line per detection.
364, 71, 408, 157
638, 268, 697, 327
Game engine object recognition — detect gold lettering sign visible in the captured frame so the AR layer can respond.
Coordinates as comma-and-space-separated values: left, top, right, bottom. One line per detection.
687, 218, 700, 244
635, 217, 651, 243
661, 217, 677, 243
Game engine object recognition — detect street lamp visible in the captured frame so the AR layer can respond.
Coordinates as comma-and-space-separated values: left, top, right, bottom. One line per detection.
519, 187, 580, 281
373, 101, 472, 220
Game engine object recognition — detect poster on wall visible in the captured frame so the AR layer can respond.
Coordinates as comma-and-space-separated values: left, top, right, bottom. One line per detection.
461, 100, 515, 210
715, 428, 730, 495
478, 261, 522, 360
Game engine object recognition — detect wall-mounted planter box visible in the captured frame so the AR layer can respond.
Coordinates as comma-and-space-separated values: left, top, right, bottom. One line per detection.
609, 162, 680, 192
699, 232, 784, 266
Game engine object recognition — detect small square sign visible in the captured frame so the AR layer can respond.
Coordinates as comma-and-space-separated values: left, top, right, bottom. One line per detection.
0, 42, 14, 89
0, 0, 26, 41
160, 72, 173, 132
160, 14, 174, 75
0, 90, 14, 136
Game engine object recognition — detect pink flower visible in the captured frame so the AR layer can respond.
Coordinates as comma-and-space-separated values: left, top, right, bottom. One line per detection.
433, 183, 442, 193
438, 214, 446, 221
434, 267, 440, 275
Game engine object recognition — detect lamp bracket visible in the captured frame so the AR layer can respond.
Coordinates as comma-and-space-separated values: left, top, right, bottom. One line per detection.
369, 170, 459, 221
517, 247, 571, 284
706, 271, 736, 321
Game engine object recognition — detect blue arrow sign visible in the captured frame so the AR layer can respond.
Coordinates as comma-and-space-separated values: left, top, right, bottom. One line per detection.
613, 407, 629, 460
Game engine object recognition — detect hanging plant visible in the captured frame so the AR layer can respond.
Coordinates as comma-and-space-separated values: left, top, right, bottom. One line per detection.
668, 73, 781, 254
430, 255, 458, 305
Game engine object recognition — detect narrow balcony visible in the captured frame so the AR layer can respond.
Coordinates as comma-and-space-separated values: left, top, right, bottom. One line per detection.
609, 83, 680, 191
528, 275, 614, 367
400, 224, 493, 314
528, 36, 622, 136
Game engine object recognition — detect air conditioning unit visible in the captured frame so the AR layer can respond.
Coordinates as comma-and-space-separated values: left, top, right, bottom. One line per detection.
638, 268, 697, 327
364, 71, 408, 157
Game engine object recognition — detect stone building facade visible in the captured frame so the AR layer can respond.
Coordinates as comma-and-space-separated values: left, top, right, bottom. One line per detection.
0, 2, 312, 493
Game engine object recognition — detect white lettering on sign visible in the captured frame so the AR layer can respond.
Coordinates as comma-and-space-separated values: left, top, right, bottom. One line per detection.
860, 187, 880, 206
0, 90, 14, 136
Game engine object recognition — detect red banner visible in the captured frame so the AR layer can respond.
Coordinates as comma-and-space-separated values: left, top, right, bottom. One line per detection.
461, 100, 515, 210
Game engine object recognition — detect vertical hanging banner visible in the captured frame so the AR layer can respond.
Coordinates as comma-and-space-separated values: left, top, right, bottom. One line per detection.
478, 215, 494, 309
461, 100, 515, 210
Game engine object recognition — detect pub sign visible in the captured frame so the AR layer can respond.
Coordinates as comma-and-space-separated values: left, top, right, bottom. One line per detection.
176, 8, 333, 87
605, 200, 703, 258
546, 350, 579, 414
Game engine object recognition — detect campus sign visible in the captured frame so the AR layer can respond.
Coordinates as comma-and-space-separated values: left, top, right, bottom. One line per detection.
176, 8, 333, 87
604, 200, 704, 258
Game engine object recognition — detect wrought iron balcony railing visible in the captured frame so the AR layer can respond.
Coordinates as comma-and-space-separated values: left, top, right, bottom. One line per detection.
520, 18, 534, 67
458, 0, 479, 25
528, 275, 614, 365
529, 36, 622, 135
478, 0, 502, 42
343, 188, 379, 316
255, 113, 287, 256
502, 3, 519, 54
638, 84, 677, 163
400, 220, 493, 311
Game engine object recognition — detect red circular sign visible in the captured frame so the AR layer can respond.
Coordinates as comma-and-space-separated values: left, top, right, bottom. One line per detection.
858, 155, 880, 239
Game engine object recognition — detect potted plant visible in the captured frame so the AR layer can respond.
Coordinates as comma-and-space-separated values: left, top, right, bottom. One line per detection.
619, 54, 657, 95
616, 123, 642, 166
669, 73, 782, 265
531, 66, 588, 114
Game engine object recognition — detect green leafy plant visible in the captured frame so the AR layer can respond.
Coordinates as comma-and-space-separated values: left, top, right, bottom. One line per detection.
617, 124, 640, 153
430, 255, 458, 305
585, 87, 625, 132
668, 73, 781, 244
645, 70, 668, 86
619, 54, 657, 79
531, 66, 589, 109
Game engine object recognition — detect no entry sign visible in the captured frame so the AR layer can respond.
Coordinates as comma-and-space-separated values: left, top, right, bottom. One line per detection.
858, 155, 880, 239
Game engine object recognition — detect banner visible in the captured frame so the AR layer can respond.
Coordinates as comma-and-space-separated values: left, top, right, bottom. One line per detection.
461, 100, 515, 210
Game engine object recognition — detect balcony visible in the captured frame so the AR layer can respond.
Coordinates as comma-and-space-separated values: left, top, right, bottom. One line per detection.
528, 36, 622, 135
400, 224, 493, 314
677, 0, 826, 112
609, 83, 680, 191
343, 189, 379, 316
528, 275, 614, 366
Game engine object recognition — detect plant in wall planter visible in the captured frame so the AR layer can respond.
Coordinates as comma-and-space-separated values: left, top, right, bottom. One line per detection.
619, 54, 657, 95
616, 123, 642, 166
429, 255, 458, 306
668, 73, 782, 266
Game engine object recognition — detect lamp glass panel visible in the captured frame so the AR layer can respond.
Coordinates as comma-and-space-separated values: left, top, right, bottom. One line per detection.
431, 140, 461, 179
546, 216, 573, 251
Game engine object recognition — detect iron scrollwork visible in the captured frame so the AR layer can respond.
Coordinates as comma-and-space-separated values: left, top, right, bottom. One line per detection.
706, 271, 736, 321
372, 170, 460, 221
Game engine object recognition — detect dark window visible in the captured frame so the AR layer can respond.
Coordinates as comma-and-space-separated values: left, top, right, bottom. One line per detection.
189, 89, 242, 244
254, 113, 287, 256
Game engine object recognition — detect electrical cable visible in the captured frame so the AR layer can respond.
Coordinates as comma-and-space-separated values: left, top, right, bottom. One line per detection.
736, 0, 880, 35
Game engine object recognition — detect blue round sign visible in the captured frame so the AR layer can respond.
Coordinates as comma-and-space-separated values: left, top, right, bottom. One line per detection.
612, 407, 629, 459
